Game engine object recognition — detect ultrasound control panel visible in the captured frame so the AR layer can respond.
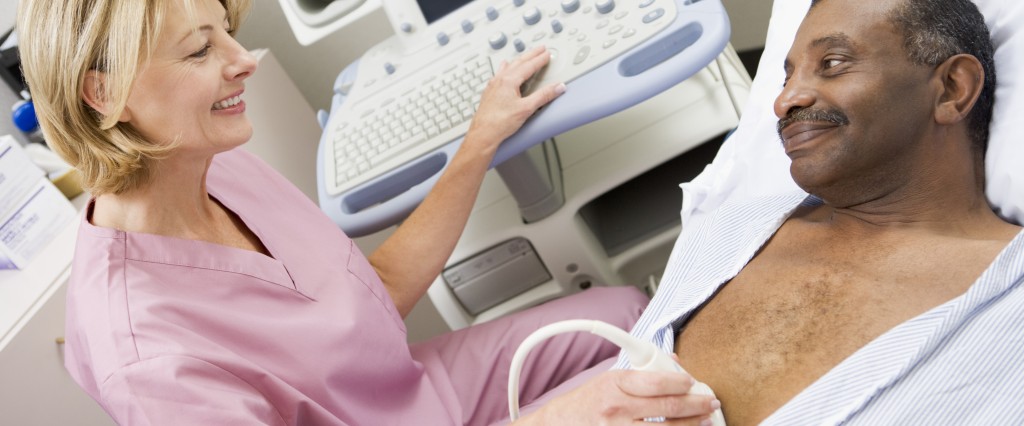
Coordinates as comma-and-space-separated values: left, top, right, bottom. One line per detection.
316, 0, 730, 236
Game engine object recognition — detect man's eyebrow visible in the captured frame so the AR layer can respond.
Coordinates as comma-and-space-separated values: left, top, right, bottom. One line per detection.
811, 33, 858, 51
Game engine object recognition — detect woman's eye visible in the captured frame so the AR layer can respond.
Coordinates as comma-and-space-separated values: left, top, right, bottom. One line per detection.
190, 44, 212, 59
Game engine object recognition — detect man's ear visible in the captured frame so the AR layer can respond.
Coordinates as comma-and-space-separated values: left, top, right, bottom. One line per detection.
82, 71, 131, 122
934, 54, 984, 126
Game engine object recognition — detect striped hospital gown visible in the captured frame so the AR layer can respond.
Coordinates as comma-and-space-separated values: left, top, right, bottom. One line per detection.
614, 192, 1024, 425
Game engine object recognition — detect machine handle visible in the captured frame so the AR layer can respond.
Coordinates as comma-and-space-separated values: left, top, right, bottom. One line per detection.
319, 0, 730, 237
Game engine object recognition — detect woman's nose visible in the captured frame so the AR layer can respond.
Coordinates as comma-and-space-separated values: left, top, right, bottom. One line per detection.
224, 39, 257, 81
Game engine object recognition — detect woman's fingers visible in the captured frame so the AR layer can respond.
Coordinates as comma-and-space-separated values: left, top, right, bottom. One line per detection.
614, 371, 720, 420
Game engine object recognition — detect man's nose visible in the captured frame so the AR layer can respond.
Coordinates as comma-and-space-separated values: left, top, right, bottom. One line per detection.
773, 76, 816, 119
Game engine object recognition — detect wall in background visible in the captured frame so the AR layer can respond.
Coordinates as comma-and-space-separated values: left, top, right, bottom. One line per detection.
722, 0, 774, 52
1, 0, 16, 34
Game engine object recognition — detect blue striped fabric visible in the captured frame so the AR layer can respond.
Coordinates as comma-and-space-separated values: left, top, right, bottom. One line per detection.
614, 192, 1024, 425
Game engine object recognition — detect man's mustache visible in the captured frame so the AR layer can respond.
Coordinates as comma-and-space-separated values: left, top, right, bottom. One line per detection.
777, 107, 850, 140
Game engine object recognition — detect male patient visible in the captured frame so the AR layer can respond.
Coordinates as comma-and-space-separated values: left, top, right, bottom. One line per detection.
616, 0, 1023, 424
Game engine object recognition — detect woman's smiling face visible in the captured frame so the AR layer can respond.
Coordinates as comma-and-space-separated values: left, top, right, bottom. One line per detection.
121, 0, 258, 159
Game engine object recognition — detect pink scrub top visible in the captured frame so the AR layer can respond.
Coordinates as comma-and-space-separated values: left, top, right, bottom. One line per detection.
63, 149, 460, 425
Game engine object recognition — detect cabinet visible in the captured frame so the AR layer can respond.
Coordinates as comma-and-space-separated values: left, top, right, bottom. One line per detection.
0, 195, 115, 426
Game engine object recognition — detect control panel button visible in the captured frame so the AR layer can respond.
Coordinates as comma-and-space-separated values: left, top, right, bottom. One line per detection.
622, 27, 637, 38
489, 32, 508, 49
642, 7, 664, 23
573, 45, 591, 64
486, 6, 500, 20
513, 38, 526, 52
595, 0, 615, 14
514, 0, 525, 7
638, 0, 655, 8
400, 22, 413, 33
436, 32, 450, 46
523, 7, 541, 25
461, 19, 474, 33
384, 62, 396, 75
551, 19, 564, 33
560, 0, 580, 13
602, 39, 617, 49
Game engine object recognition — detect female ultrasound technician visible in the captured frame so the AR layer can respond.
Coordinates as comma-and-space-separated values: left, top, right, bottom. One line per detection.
18, 0, 720, 424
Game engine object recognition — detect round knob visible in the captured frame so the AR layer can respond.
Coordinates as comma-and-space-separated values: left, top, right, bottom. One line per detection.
560, 0, 580, 13
551, 19, 563, 33
489, 32, 508, 50
436, 32, 450, 46
513, 0, 525, 7
400, 22, 413, 33
384, 62, 396, 75
523, 7, 541, 25
486, 6, 499, 21
595, 0, 615, 14
513, 38, 526, 52
461, 19, 474, 33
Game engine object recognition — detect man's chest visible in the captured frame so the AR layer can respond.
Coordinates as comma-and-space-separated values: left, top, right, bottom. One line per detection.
671, 230, 996, 425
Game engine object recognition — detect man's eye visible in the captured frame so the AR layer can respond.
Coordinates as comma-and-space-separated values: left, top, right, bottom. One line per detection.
823, 58, 844, 69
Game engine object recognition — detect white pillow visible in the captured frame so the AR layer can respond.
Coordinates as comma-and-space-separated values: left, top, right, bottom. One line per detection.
681, 0, 1023, 226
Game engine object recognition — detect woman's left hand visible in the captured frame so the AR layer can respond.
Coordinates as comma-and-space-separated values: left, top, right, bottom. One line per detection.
465, 46, 566, 153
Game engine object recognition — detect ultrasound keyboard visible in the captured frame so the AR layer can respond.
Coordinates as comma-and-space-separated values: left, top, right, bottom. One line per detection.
317, 0, 731, 236
330, 57, 492, 192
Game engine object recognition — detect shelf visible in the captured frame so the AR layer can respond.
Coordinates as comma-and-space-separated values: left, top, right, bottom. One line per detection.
0, 194, 88, 351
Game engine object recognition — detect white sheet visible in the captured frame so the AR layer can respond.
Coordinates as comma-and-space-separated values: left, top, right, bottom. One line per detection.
682, 0, 1024, 226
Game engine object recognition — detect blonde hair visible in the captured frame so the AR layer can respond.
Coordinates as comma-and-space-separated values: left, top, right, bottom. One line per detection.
16, 0, 252, 195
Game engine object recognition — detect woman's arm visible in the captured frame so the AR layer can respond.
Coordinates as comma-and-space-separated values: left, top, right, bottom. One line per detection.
369, 46, 566, 317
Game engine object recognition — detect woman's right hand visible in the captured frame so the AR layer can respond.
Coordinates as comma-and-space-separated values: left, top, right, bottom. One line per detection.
515, 369, 720, 425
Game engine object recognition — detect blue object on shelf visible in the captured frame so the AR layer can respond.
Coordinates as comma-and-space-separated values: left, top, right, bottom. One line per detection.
12, 100, 39, 133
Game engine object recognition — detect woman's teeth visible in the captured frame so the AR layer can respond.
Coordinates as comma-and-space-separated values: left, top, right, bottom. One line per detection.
213, 95, 241, 110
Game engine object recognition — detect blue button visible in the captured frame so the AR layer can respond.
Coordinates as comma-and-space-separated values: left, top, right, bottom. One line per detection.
461, 19, 474, 33
489, 32, 508, 49
486, 6, 499, 20
436, 32, 450, 45
384, 62, 396, 75
551, 19, 564, 33
642, 8, 664, 23
514, 39, 526, 52
523, 7, 541, 25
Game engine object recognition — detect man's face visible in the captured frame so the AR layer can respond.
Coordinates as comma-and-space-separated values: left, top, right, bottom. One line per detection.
774, 0, 938, 204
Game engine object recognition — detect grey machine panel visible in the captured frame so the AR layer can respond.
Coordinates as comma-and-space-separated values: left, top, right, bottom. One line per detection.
442, 237, 550, 315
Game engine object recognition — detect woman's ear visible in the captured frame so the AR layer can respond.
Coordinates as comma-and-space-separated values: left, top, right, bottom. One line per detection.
934, 53, 984, 126
82, 71, 131, 122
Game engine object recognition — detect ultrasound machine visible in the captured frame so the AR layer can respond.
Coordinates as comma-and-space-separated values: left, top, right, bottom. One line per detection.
306, 0, 751, 328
